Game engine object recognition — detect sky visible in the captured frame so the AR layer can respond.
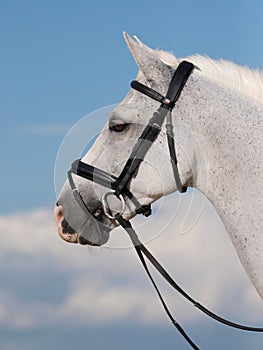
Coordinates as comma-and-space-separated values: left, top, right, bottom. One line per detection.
1, 1, 263, 349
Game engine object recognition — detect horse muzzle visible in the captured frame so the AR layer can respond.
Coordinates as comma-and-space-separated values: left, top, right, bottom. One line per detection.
54, 201, 112, 246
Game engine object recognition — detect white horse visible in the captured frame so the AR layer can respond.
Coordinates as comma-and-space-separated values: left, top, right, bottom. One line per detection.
54, 33, 263, 300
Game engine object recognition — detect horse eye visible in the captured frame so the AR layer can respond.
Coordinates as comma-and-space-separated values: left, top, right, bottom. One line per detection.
109, 123, 129, 132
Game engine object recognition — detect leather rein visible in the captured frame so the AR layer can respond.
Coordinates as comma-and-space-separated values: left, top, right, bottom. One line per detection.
67, 61, 263, 349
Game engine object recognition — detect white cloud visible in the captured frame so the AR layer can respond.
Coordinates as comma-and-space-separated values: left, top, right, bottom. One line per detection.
0, 193, 262, 332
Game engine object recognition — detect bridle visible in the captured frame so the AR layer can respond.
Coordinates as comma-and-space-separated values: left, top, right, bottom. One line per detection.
67, 61, 263, 349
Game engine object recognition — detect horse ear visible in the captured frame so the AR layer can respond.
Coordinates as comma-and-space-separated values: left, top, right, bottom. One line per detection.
123, 32, 172, 85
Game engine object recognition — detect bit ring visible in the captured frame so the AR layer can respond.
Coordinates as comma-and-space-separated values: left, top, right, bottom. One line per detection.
101, 192, 126, 220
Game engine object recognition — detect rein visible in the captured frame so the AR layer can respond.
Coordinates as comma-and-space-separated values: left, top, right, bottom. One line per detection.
67, 61, 263, 349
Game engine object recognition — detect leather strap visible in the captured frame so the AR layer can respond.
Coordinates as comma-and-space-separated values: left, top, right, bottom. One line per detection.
131, 61, 194, 108
70, 161, 152, 217
124, 61, 194, 196
115, 214, 263, 349
114, 106, 167, 197
115, 214, 200, 350
166, 110, 187, 193
165, 61, 194, 106
131, 80, 167, 104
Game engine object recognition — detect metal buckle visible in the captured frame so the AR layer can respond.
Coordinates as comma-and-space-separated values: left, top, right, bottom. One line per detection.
101, 191, 126, 220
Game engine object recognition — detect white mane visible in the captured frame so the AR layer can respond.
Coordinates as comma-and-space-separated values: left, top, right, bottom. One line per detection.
158, 50, 263, 103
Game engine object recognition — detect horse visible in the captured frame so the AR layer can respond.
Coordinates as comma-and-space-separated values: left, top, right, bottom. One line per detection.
54, 32, 263, 303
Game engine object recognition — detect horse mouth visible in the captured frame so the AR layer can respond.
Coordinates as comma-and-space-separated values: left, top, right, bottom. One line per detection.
54, 204, 113, 246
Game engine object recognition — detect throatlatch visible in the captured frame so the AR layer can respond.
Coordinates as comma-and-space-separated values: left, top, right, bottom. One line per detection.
67, 61, 263, 350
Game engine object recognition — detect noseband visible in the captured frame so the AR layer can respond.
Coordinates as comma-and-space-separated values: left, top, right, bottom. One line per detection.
67, 61, 263, 349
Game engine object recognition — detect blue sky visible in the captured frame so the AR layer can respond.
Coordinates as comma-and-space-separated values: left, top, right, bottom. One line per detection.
1, 0, 263, 214
1, 1, 263, 349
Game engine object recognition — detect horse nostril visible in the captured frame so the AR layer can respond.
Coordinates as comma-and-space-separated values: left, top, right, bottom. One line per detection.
54, 204, 64, 224
54, 204, 79, 244
61, 218, 76, 234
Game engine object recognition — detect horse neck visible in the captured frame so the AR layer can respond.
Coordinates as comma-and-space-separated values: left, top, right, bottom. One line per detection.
176, 73, 263, 298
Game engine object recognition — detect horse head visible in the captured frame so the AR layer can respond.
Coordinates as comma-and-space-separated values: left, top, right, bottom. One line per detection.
54, 33, 194, 245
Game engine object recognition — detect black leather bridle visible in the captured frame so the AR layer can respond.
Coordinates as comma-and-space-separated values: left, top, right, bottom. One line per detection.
67, 61, 263, 349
